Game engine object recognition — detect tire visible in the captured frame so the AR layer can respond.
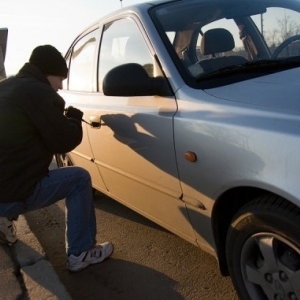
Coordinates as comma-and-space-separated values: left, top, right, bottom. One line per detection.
226, 195, 300, 300
55, 153, 73, 168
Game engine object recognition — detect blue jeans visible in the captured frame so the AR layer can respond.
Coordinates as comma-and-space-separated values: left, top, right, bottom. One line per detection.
0, 166, 96, 256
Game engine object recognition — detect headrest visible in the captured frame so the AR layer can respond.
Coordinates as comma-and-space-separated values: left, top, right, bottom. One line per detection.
200, 28, 235, 55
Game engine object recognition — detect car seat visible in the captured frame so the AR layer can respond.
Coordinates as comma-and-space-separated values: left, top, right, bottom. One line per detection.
199, 28, 247, 72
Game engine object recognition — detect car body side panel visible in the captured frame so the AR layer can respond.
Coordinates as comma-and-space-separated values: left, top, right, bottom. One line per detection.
85, 94, 196, 241
173, 84, 300, 251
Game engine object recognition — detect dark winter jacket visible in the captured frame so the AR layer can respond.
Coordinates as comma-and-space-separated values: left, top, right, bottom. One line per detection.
0, 63, 82, 203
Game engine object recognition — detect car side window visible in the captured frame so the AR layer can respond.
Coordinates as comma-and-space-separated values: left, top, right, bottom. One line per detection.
68, 30, 98, 92
98, 18, 153, 92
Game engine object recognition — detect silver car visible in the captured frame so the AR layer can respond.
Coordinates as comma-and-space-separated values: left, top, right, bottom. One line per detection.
58, 0, 300, 298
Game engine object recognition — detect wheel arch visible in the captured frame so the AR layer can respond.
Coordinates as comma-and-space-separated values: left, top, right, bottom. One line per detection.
212, 187, 277, 275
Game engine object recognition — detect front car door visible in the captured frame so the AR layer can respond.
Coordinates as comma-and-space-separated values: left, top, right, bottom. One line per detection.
87, 16, 195, 241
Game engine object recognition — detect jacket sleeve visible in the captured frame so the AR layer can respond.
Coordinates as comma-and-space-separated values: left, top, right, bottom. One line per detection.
20, 82, 83, 154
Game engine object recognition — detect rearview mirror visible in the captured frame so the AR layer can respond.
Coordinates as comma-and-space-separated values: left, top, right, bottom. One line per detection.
224, 1, 266, 18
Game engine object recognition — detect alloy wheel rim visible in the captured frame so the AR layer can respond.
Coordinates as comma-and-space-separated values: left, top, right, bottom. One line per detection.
240, 232, 300, 300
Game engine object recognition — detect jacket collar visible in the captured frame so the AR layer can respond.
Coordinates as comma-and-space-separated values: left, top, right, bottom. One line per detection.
16, 63, 50, 86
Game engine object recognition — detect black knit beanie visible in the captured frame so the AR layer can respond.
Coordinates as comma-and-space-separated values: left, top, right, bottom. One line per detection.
29, 45, 68, 78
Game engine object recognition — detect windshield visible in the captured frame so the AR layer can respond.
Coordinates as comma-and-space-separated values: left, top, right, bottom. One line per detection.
151, 0, 300, 87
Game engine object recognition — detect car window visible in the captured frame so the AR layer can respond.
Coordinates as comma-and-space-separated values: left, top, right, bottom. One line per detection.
98, 18, 153, 92
251, 7, 300, 57
196, 18, 247, 61
68, 30, 98, 92
151, 0, 300, 85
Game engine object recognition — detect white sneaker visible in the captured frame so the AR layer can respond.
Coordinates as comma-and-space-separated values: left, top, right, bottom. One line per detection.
67, 242, 114, 272
0, 217, 17, 244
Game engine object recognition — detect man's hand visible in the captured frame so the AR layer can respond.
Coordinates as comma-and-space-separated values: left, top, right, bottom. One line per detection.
65, 106, 83, 121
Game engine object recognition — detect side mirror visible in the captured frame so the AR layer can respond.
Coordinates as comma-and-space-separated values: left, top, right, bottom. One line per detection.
103, 63, 172, 97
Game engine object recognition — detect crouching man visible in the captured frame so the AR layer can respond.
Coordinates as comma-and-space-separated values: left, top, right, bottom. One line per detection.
0, 45, 113, 272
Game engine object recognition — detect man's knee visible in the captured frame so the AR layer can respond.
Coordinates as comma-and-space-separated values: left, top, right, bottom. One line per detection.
72, 167, 92, 184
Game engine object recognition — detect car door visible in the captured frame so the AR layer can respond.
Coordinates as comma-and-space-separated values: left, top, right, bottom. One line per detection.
59, 27, 108, 192
86, 17, 195, 240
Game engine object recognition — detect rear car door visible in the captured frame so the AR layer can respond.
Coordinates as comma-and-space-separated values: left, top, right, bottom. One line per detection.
60, 27, 108, 192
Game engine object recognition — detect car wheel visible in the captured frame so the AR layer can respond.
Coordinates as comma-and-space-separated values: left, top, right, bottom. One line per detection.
55, 153, 73, 168
226, 195, 300, 300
